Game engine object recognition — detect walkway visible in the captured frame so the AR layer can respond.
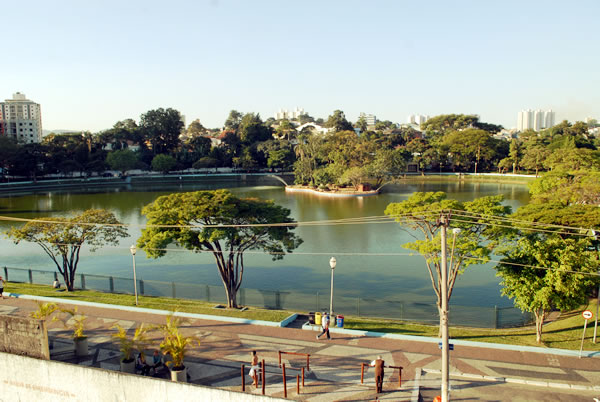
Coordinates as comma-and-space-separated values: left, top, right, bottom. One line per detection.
2, 295, 599, 401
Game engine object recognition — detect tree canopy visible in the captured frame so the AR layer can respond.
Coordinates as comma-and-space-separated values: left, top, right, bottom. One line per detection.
5, 209, 129, 291
384, 192, 511, 334
140, 108, 184, 154
137, 190, 303, 308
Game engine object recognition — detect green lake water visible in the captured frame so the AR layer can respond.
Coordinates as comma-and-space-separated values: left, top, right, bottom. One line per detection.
0, 179, 531, 324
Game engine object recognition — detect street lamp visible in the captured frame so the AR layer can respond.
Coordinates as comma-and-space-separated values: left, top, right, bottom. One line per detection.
329, 257, 336, 318
129, 245, 138, 306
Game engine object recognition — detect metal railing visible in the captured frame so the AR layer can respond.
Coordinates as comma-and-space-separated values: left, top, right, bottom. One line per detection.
2, 266, 532, 328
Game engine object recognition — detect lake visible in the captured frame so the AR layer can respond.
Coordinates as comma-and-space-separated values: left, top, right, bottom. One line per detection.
0, 177, 531, 326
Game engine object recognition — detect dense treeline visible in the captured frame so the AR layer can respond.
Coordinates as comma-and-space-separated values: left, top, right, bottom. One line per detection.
0, 108, 598, 184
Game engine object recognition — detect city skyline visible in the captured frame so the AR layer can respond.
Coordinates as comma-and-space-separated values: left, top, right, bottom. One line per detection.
2, 0, 599, 132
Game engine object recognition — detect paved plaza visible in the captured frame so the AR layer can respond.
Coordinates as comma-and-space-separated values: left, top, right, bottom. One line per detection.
1, 296, 599, 401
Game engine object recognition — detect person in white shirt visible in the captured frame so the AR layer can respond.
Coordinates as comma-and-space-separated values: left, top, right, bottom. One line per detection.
316, 312, 331, 340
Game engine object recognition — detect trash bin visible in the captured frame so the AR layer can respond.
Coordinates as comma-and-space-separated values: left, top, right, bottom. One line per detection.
308, 312, 315, 325
336, 315, 344, 328
315, 312, 322, 326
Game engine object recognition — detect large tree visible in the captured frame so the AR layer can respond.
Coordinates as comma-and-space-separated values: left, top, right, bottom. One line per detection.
325, 110, 354, 132
140, 108, 184, 154
106, 149, 138, 175
137, 190, 303, 308
496, 235, 598, 343
6, 210, 129, 291
384, 192, 510, 335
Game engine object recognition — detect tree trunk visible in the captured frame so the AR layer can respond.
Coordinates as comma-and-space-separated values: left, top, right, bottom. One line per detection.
224, 281, 237, 309
534, 309, 546, 344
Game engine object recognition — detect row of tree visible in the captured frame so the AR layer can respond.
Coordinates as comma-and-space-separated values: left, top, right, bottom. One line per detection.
1, 108, 599, 187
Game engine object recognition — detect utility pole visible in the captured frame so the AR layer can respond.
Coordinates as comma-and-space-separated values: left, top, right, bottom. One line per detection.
440, 215, 450, 402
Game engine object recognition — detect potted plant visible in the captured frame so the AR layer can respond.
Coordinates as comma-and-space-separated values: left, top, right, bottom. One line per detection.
56, 307, 88, 357
29, 302, 58, 349
159, 314, 200, 382
112, 323, 149, 374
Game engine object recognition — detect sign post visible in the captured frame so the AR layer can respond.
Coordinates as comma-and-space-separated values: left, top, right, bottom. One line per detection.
579, 310, 593, 358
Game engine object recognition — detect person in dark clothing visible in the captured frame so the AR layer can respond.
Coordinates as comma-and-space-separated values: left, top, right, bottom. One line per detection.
370, 355, 385, 393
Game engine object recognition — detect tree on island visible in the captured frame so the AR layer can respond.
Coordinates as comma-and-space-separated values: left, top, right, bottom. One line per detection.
5, 209, 129, 291
384, 192, 510, 336
137, 190, 303, 308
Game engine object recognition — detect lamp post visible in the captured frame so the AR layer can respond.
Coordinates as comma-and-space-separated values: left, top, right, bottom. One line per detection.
129, 245, 138, 306
329, 257, 336, 318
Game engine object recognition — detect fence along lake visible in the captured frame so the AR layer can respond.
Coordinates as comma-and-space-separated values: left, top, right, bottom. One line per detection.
0, 177, 532, 327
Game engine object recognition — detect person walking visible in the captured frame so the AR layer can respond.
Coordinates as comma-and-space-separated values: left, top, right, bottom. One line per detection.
316, 312, 331, 340
249, 350, 260, 388
370, 355, 385, 393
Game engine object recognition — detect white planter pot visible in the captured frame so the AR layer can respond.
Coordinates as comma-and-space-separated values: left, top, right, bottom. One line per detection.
74, 337, 88, 357
120, 359, 136, 373
171, 366, 187, 382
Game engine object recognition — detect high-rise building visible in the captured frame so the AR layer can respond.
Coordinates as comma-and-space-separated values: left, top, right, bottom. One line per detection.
0, 92, 43, 143
274, 107, 305, 120
407, 114, 430, 126
517, 109, 554, 132
544, 110, 555, 129
359, 112, 377, 126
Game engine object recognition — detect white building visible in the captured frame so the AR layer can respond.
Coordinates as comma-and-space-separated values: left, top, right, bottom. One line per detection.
517, 109, 555, 132
275, 107, 305, 120
295, 122, 331, 135
407, 114, 430, 126
359, 112, 377, 126
0, 92, 43, 143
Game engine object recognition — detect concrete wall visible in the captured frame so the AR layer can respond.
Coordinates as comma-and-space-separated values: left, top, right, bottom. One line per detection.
0, 352, 284, 402
0, 315, 49, 359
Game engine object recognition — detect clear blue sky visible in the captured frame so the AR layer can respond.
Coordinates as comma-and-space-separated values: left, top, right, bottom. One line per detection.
2, 0, 599, 132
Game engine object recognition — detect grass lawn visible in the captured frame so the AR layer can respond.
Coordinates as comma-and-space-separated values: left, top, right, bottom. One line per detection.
6, 282, 290, 322
344, 299, 600, 351
7, 281, 599, 352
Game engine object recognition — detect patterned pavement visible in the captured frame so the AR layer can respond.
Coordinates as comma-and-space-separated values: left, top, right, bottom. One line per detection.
3, 297, 600, 401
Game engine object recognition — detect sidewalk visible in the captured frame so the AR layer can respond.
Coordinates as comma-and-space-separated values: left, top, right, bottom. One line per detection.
3, 294, 599, 401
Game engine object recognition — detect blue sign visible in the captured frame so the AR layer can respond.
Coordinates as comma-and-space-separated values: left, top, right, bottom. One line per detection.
438, 342, 454, 350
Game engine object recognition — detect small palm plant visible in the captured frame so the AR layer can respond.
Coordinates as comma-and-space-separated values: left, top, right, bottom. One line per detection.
29, 302, 58, 320
56, 307, 87, 338
159, 314, 200, 371
112, 323, 149, 363
30, 302, 59, 350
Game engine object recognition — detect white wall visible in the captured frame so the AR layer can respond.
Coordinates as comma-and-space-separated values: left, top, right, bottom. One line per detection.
0, 352, 284, 402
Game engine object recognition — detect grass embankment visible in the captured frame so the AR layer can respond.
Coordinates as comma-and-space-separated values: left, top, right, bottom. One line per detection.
345, 301, 600, 351
6, 282, 290, 322
7, 282, 599, 351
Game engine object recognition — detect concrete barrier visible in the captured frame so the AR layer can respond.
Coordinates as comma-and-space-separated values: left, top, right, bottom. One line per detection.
0, 352, 284, 401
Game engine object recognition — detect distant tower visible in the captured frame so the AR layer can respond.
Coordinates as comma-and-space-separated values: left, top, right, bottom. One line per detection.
0, 92, 43, 143
518, 109, 555, 132
517, 110, 533, 131
544, 110, 555, 129
533, 110, 544, 131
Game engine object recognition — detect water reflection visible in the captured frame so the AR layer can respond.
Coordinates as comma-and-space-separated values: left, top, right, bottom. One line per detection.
0, 180, 530, 310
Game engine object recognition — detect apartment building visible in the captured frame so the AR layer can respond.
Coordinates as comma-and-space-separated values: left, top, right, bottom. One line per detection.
0, 92, 43, 143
